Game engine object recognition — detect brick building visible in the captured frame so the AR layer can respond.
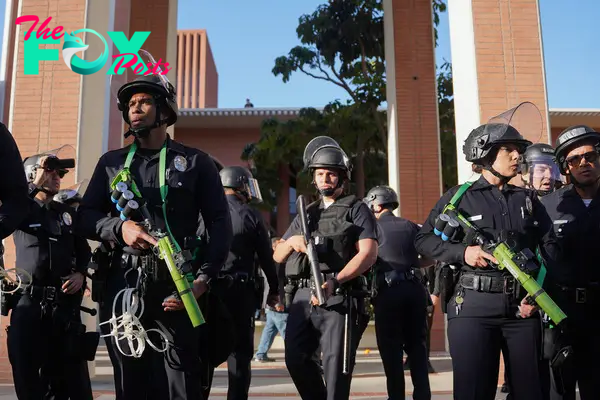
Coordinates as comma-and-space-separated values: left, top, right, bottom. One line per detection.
0, 0, 598, 380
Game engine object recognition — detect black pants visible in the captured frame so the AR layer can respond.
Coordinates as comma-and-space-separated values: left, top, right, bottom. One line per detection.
547, 309, 600, 399
99, 269, 203, 400
202, 282, 256, 400
448, 314, 543, 400
285, 288, 369, 400
7, 293, 93, 400
374, 280, 431, 400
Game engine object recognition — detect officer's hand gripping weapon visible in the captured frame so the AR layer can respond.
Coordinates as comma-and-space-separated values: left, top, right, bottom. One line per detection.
137, 204, 206, 328
296, 195, 327, 306
434, 203, 568, 328
110, 174, 205, 328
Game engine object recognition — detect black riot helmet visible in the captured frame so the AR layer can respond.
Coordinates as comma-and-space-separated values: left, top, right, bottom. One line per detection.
519, 143, 561, 196
554, 125, 600, 175
113, 50, 178, 139
220, 166, 263, 203
364, 185, 399, 211
23, 145, 75, 183
53, 180, 86, 207
463, 124, 532, 164
463, 102, 542, 181
303, 136, 352, 196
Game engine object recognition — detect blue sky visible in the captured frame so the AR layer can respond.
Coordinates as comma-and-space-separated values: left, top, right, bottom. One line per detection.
1, 1, 598, 110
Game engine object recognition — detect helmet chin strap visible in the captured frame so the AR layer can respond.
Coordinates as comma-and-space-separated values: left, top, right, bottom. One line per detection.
124, 104, 169, 139
483, 165, 513, 183
317, 180, 344, 197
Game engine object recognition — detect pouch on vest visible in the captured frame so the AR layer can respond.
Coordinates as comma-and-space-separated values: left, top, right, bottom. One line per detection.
310, 195, 361, 273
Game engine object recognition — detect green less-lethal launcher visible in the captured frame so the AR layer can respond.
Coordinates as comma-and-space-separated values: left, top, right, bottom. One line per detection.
157, 236, 206, 327
444, 205, 567, 327
492, 243, 566, 326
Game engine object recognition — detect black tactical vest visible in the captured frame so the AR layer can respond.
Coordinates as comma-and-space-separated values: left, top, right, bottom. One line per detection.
286, 195, 361, 278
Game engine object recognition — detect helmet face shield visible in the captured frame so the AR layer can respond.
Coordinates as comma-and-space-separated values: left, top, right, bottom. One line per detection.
303, 136, 351, 172
245, 177, 263, 203
483, 101, 543, 146
527, 160, 561, 194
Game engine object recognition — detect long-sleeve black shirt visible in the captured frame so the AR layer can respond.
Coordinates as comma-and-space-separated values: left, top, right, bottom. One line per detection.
14, 198, 91, 287
415, 176, 560, 277
0, 123, 30, 240
540, 184, 600, 286
76, 136, 232, 279
224, 194, 278, 295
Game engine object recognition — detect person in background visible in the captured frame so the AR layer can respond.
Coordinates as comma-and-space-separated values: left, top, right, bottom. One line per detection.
255, 237, 289, 362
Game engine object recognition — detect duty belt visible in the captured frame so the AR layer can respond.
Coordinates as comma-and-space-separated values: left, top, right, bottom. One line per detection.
376, 269, 416, 288
25, 285, 60, 302
460, 274, 515, 294
555, 283, 600, 304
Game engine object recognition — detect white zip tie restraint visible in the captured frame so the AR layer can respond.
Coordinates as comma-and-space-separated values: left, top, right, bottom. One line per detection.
99, 267, 170, 358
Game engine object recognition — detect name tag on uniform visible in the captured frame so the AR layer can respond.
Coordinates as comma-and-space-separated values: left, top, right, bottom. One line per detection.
553, 220, 569, 224
29, 224, 41, 228
49, 237, 58, 242
467, 215, 482, 221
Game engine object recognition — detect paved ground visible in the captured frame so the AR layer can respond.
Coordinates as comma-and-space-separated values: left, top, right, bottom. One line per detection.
0, 347, 548, 399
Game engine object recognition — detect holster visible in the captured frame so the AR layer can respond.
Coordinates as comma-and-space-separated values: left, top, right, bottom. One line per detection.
0, 280, 19, 316
439, 263, 460, 313
283, 281, 298, 310
64, 322, 100, 361
89, 245, 113, 304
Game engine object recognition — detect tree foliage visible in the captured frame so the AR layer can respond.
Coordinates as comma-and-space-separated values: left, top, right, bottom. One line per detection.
242, 0, 456, 204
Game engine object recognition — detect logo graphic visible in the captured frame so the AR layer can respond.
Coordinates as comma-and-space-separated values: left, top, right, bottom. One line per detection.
16, 15, 171, 76
62, 29, 109, 75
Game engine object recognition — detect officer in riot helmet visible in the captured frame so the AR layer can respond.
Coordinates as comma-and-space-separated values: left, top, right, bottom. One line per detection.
415, 103, 560, 400
365, 185, 432, 400
274, 136, 378, 400
201, 166, 280, 400
77, 65, 233, 400
519, 143, 562, 196
54, 181, 86, 209
8, 150, 95, 399
539, 125, 600, 399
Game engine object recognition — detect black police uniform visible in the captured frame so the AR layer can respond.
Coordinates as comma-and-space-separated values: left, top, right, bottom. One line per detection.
77, 136, 232, 400
8, 188, 94, 399
202, 193, 279, 400
415, 175, 559, 400
0, 123, 29, 240
283, 196, 377, 400
541, 185, 600, 399
372, 212, 431, 400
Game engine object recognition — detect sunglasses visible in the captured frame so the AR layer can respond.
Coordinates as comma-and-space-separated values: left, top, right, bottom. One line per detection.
43, 167, 68, 178
565, 151, 599, 167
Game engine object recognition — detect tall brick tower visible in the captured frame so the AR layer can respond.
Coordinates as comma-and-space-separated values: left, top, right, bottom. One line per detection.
0, 0, 178, 380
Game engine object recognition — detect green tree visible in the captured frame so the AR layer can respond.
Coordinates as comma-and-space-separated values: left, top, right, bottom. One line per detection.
243, 0, 456, 200
437, 60, 457, 190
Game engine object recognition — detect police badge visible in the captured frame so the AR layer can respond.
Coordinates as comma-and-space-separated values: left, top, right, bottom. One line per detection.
62, 212, 73, 226
174, 156, 187, 172
525, 197, 533, 215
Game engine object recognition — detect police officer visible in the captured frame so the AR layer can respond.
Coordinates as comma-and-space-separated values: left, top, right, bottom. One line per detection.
540, 125, 600, 399
405, 259, 437, 374
0, 122, 30, 240
7, 152, 94, 399
77, 73, 233, 400
274, 136, 378, 400
364, 185, 431, 400
201, 166, 280, 400
520, 143, 562, 196
415, 116, 560, 400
